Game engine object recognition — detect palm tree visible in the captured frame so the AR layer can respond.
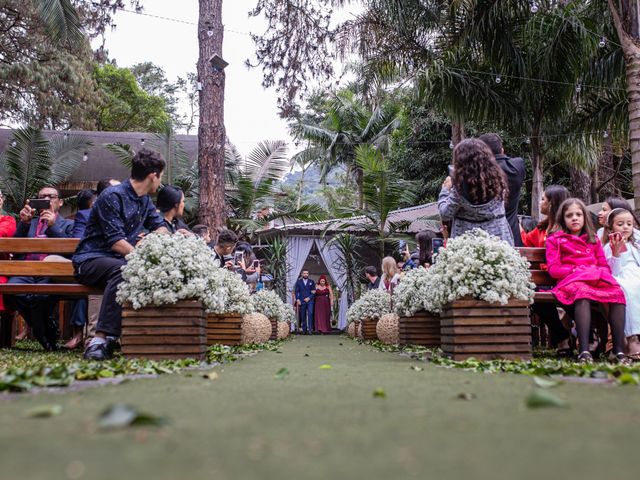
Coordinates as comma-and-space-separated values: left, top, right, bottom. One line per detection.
334, 144, 418, 259
292, 89, 401, 208
0, 127, 91, 212
226, 140, 326, 240
34, 0, 84, 44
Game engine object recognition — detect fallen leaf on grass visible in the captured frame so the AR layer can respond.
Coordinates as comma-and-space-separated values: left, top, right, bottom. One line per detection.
532, 376, 561, 389
617, 373, 640, 385
525, 389, 568, 409
372, 388, 386, 398
98, 404, 168, 430
456, 392, 476, 400
25, 404, 62, 418
275, 368, 290, 380
319, 364, 333, 370
202, 371, 219, 381
304, 353, 309, 357
410, 365, 424, 372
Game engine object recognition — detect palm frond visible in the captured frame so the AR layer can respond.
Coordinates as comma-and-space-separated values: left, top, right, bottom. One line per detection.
105, 143, 135, 169
35, 0, 84, 44
49, 133, 92, 184
244, 140, 289, 184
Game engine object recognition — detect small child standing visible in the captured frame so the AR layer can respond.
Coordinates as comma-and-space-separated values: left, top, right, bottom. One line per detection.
545, 198, 629, 364
602, 208, 640, 360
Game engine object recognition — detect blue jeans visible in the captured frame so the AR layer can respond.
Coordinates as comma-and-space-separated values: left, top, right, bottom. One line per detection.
70, 298, 87, 328
299, 301, 314, 333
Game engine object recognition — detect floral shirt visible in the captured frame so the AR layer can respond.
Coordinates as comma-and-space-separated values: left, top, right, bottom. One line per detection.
72, 180, 164, 264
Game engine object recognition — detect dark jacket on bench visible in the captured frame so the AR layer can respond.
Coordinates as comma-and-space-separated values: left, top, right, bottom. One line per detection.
15, 216, 74, 239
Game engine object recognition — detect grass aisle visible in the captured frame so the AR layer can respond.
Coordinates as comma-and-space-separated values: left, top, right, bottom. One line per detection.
1, 335, 639, 480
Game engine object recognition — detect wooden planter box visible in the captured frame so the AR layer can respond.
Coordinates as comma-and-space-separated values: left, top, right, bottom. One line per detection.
361, 318, 379, 341
399, 310, 441, 347
207, 312, 243, 346
269, 317, 278, 341
440, 298, 531, 361
121, 300, 207, 360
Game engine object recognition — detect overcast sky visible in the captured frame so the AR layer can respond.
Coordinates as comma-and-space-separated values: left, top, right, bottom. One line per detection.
98, 1, 350, 158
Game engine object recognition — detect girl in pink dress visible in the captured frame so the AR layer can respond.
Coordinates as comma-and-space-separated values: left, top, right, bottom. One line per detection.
546, 198, 629, 364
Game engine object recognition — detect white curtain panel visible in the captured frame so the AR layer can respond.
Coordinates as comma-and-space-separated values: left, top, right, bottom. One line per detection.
315, 238, 349, 330
285, 236, 315, 306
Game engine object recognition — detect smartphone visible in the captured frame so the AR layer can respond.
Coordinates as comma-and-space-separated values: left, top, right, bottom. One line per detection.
398, 240, 406, 254
233, 251, 244, 265
252, 259, 260, 268
28, 198, 51, 211
432, 238, 444, 255
609, 233, 628, 253
447, 165, 455, 177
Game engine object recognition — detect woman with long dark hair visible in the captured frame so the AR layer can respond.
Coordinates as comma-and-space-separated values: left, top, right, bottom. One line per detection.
314, 275, 333, 333
438, 138, 513, 244
522, 185, 570, 248
156, 185, 190, 234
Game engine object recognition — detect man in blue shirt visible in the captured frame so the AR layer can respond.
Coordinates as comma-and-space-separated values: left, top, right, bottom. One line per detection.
73, 148, 169, 360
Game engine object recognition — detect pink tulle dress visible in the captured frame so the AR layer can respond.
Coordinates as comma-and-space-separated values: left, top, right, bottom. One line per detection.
545, 231, 626, 306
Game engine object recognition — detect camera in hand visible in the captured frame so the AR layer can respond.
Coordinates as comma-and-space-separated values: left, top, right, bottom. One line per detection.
432, 238, 444, 256
447, 165, 455, 177
28, 198, 52, 213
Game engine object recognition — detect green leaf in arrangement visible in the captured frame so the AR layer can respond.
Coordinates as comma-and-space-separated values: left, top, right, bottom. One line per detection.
532, 376, 561, 389
24, 404, 63, 418
372, 387, 387, 398
274, 367, 290, 380
525, 390, 568, 409
98, 404, 167, 430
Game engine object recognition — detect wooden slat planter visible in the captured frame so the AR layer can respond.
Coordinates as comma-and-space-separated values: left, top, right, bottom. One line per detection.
121, 300, 207, 360
269, 318, 278, 341
440, 298, 532, 361
207, 312, 243, 346
399, 310, 441, 347
361, 318, 379, 341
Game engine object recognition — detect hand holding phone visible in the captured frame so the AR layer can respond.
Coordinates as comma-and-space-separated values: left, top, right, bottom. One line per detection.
609, 232, 628, 256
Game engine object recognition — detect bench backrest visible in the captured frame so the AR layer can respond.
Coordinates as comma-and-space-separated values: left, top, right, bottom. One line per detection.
517, 247, 555, 286
0, 238, 79, 277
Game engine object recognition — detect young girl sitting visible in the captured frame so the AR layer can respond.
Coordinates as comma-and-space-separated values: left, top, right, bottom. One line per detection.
602, 208, 640, 360
545, 198, 629, 364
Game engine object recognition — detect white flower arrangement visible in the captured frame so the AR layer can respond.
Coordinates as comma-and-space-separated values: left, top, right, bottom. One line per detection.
250, 289, 290, 322
392, 267, 439, 317
346, 289, 392, 323
205, 266, 254, 315
116, 232, 253, 314
424, 229, 535, 312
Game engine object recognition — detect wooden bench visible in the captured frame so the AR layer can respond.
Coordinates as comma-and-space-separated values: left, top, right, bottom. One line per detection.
0, 238, 102, 347
517, 247, 556, 303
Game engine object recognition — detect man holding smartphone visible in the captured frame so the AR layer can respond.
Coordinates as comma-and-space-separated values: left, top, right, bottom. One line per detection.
6, 186, 74, 351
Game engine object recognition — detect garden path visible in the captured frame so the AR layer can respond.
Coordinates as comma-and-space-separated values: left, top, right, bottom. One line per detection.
1, 336, 639, 479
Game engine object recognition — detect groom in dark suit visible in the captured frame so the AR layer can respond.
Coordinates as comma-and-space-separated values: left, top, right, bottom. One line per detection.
295, 270, 316, 334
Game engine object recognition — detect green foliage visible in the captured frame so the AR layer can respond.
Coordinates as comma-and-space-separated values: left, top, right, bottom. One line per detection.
93, 63, 171, 132
361, 339, 640, 386
206, 340, 285, 364
264, 236, 289, 301
0, 127, 91, 213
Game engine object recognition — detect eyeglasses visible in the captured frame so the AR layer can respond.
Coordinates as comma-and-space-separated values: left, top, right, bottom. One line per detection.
37, 194, 58, 199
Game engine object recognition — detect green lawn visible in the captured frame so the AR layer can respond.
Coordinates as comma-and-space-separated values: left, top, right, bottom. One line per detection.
1, 336, 638, 480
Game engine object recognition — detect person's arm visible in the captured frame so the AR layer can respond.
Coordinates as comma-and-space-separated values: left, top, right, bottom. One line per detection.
72, 210, 89, 238
94, 194, 129, 248
437, 186, 460, 222
144, 198, 169, 233
603, 243, 623, 277
0, 215, 16, 238
111, 239, 135, 257
329, 286, 334, 306
545, 235, 573, 279
594, 239, 613, 272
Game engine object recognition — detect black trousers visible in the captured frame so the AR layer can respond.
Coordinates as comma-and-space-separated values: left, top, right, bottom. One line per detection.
74, 257, 126, 337
532, 302, 570, 346
5, 276, 59, 343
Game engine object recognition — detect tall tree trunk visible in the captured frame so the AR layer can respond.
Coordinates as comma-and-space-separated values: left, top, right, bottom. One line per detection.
451, 118, 465, 145
609, 0, 640, 215
569, 166, 593, 204
530, 135, 544, 222
597, 133, 618, 200
197, 0, 226, 230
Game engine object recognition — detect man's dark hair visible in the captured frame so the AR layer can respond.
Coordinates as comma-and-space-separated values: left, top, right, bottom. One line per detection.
365, 266, 377, 277
478, 133, 503, 155
77, 189, 97, 210
96, 178, 117, 195
216, 228, 238, 246
192, 224, 209, 236
131, 148, 165, 181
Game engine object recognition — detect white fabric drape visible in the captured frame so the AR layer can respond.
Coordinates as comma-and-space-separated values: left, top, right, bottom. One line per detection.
315, 238, 349, 330
286, 236, 315, 307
